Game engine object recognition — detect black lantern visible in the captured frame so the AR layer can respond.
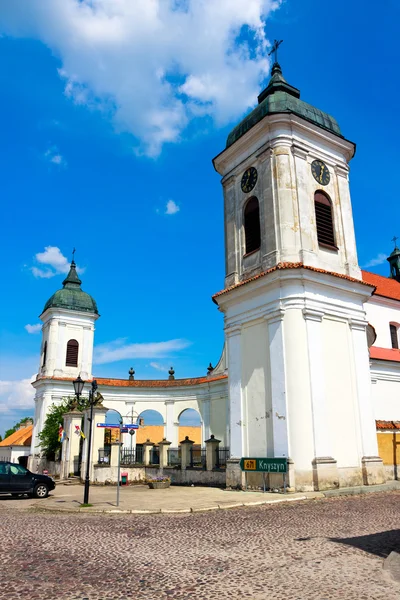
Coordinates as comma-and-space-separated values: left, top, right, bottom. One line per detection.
73, 375, 85, 398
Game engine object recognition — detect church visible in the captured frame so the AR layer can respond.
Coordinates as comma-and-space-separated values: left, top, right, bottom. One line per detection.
30, 57, 400, 491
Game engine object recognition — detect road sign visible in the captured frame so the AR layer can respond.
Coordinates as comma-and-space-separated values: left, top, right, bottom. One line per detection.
240, 457, 287, 473
96, 423, 139, 429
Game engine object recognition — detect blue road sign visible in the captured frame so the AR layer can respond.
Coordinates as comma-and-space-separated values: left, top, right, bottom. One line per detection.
96, 423, 139, 429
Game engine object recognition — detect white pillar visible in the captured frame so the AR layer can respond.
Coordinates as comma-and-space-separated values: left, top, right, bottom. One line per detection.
303, 309, 334, 458
226, 324, 243, 458
202, 398, 210, 445
165, 401, 178, 446
54, 321, 66, 375
267, 311, 289, 458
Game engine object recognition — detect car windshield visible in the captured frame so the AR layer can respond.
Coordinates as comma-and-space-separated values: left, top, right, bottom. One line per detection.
9, 464, 28, 475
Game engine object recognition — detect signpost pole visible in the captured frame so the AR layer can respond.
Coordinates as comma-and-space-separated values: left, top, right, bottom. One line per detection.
283, 472, 287, 494
116, 425, 121, 507
263, 472, 266, 493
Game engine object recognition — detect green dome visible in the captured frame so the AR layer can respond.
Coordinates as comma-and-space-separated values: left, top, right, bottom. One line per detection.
42, 261, 99, 315
226, 63, 342, 148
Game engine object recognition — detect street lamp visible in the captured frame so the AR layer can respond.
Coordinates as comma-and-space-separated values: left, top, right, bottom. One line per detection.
73, 376, 97, 505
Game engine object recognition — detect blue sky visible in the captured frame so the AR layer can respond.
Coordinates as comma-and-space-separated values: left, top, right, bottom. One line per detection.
0, 0, 398, 436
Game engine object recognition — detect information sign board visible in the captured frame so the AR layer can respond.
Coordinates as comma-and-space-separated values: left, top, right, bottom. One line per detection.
239, 457, 287, 473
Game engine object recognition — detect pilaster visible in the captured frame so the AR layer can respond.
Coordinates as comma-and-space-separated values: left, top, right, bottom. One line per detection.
225, 324, 243, 459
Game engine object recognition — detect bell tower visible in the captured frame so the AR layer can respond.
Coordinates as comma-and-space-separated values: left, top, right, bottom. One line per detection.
213, 54, 385, 491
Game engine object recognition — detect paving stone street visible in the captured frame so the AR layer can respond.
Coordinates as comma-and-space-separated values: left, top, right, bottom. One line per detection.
0, 491, 399, 600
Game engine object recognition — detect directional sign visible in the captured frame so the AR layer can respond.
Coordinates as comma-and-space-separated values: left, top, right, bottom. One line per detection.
96, 423, 139, 429
240, 457, 287, 473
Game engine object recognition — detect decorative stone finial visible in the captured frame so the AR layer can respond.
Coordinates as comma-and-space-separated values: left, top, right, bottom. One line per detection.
207, 362, 214, 374
128, 367, 135, 381
168, 366, 175, 380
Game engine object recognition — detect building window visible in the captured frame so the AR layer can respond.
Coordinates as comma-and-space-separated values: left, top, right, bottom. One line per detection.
244, 197, 261, 254
66, 339, 79, 367
314, 191, 336, 249
42, 341, 47, 367
390, 324, 399, 349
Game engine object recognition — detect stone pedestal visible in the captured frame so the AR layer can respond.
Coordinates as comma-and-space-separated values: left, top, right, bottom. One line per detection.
61, 410, 83, 480
143, 440, 154, 466
362, 456, 386, 485
312, 457, 339, 491
226, 458, 245, 489
180, 436, 194, 471
81, 406, 108, 481
158, 439, 171, 468
205, 435, 221, 471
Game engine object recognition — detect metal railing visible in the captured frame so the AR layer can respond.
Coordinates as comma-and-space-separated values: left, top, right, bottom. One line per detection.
167, 447, 181, 466
216, 447, 229, 469
120, 446, 144, 465
190, 445, 206, 469
98, 447, 111, 464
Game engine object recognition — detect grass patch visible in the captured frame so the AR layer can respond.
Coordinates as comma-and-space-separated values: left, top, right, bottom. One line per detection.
80, 503, 93, 508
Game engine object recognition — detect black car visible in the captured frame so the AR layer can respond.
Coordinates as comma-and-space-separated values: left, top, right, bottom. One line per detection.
0, 462, 55, 498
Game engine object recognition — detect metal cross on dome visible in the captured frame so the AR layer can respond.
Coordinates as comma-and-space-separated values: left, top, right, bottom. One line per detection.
392, 236, 398, 247
268, 39, 283, 64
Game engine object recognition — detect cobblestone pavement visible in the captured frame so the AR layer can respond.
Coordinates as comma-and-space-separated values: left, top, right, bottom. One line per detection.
0, 492, 399, 600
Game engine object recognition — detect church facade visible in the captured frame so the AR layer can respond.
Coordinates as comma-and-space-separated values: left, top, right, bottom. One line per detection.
30, 61, 400, 491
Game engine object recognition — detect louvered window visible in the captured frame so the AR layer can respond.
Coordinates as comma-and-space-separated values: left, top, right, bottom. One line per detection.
244, 197, 261, 254
390, 324, 399, 349
66, 339, 79, 367
42, 341, 47, 367
314, 192, 336, 248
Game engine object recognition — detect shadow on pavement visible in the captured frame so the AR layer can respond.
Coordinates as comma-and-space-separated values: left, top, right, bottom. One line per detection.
329, 530, 400, 558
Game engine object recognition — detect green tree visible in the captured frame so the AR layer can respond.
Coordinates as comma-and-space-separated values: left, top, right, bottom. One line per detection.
38, 396, 89, 460
4, 416, 33, 440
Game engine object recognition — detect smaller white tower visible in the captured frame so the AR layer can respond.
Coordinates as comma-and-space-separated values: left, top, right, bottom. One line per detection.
30, 260, 99, 459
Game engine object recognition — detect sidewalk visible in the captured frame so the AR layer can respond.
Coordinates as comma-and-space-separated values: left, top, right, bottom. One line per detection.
28, 480, 400, 514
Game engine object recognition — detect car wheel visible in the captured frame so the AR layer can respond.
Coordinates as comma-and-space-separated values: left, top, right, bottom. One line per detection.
34, 484, 49, 499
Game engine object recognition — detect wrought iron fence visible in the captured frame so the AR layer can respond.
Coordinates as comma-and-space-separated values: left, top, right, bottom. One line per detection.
120, 446, 144, 465
216, 447, 229, 469
98, 447, 111, 464
190, 445, 206, 469
150, 446, 160, 465
167, 447, 181, 466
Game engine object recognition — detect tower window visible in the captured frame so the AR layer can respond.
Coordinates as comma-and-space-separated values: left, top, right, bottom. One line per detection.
42, 341, 47, 367
66, 339, 79, 367
244, 197, 261, 254
390, 324, 399, 349
314, 191, 336, 249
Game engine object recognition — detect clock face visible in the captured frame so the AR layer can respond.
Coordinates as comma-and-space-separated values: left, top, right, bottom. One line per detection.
241, 167, 258, 193
311, 160, 330, 186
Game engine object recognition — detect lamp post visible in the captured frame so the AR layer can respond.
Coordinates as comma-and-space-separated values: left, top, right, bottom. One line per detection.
73, 376, 97, 505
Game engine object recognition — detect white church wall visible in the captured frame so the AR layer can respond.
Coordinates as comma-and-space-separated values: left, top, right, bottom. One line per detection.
284, 308, 314, 473
365, 297, 400, 348
210, 397, 228, 445
370, 362, 400, 421
322, 318, 361, 468
241, 319, 269, 456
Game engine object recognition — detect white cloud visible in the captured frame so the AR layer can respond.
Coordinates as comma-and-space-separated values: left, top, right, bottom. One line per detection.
30, 246, 84, 279
94, 338, 191, 365
44, 146, 67, 167
0, 377, 36, 415
150, 362, 169, 373
363, 253, 387, 268
165, 199, 180, 215
25, 323, 42, 334
0, 0, 281, 156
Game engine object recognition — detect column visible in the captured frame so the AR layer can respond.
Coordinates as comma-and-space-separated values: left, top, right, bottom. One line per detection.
143, 440, 154, 466
81, 406, 108, 481
158, 439, 172, 468
350, 319, 385, 485
226, 325, 243, 458
201, 398, 210, 445
291, 145, 314, 261
62, 410, 83, 479
80, 326, 92, 380
165, 401, 178, 446
205, 435, 220, 471
180, 436, 194, 471
303, 308, 338, 490
267, 311, 289, 458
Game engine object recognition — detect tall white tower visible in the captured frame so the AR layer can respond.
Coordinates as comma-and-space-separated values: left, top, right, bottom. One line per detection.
30, 260, 99, 457
213, 60, 385, 491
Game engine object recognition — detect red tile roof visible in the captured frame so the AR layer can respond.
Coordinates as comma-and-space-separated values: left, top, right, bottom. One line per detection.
0, 425, 33, 447
369, 347, 400, 362
376, 420, 400, 430
36, 374, 228, 388
362, 270, 400, 302
213, 262, 373, 302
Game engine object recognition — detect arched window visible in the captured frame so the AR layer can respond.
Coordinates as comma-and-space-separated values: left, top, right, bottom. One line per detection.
66, 339, 79, 367
244, 197, 261, 254
390, 324, 399, 349
314, 191, 336, 248
42, 341, 47, 367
